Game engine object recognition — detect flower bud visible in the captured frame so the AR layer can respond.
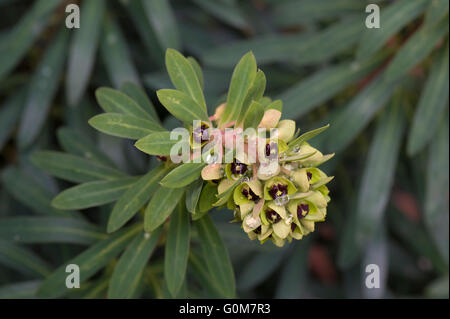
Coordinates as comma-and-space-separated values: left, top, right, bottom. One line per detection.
258, 109, 281, 129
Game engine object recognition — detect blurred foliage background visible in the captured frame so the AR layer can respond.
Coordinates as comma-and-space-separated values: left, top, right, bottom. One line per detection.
0, 0, 448, 299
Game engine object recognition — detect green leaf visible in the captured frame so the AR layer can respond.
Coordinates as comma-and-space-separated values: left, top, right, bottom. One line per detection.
188, 250, 223, 297
273, 0, 366, 27
219, 51, 257, 127
0, 217, 106, 245
95, 87, 152, 120
165, 48, 206, 111
144, 186, 185, 232
186, 178, 204, 215
384, 17, 449, 82
89, 113, 164, 140
121, 0, 165, 66
195, 215, 235, 298
424, 0, 450, 29
323, 71, 399, 153
357, 0, 428, 59
1, 166, 74, 217
202, 33, 311, 68
31, 151, 127, 183
52, 177, 139, 210
66, 0, 105, 106
107, 166, 169, 233
243, 100, 264, 129
142, 0, 181, 51
0, 240, 51, 278
203, 16, 362, 68
353, 95, 405, 261
279, 52, 387, 120
160, 163, 206, 188
56, 127, 116, 168
100, 17, 140, 88
287, 124, 330, 151
238, 249, 287, 291
17, 27, 69, 150
36, 224, 141, 298
0, 88, 25, 150
187, 57, 204, 89
121, 82, 160, 122
164, 201, 191, 296
156, 89, 209, 123
407, 42, 449, 155
0, 0, 61, 80
197, 183, 218, 216
135, 131, 187, 156
424, 117, 449, 264
275, 242, 310, 298
238, 69, 266, 125
192, 0, 249, 30
388, 209, 448, 274
108, 228, 162, 298
0, 280, 41, 299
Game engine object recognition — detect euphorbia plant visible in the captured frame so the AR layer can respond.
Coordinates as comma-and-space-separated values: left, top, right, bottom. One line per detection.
31, 49, 333, 298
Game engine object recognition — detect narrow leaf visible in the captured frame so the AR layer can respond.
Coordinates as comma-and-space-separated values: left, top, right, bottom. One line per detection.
89, 113, 164, 140
0, 240, 51, 278
157, 89, 209, 123
0, 217, 106, 245
17, 27, 68, 149
407, 42, 449, 155
135, 131, 187, 156
121, 82, 160, 122
160, 163, 206, 188
165, 48, 206, 111
52, 177, 139, 210
100, 17, 140, 88
36, 224, 141, 298
144, 186, 185, 232
357, 0, 428, 58
195, 215, 235, 298
219, 51, 257, 127
66, 0, 105, 106
95, 87, 152, 120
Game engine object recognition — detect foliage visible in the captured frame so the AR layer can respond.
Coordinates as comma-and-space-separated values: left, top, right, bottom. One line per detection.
0, 0, 448, 299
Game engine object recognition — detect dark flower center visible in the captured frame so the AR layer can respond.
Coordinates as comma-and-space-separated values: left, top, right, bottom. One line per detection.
156, 155, 167, 162
268, 183, 288, 199
291, 223, 297, 231
254, 226, 262, 234
297, 203, 309, 219
242, 187, 260, 201
265, 142, 278, 160
231, 160, 248, 175
193, 124, 209, 143
307, 172, 312, 181
265, 209, 281, 223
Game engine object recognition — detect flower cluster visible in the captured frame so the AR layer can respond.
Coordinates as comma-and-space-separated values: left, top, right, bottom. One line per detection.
201, 105, 334, 247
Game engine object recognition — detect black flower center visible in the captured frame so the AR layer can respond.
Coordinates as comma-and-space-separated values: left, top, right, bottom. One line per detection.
297, 203, 309, 219
242, 187, 260, 201
265, 208, 281, 223
193, 124, 209, 143
265, 142, 278, 160
231, 160, 248, 175
254, 226, 262, 234
291, 223, 297, 231
268, 183, 288, 199
307, 172, 312, 181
